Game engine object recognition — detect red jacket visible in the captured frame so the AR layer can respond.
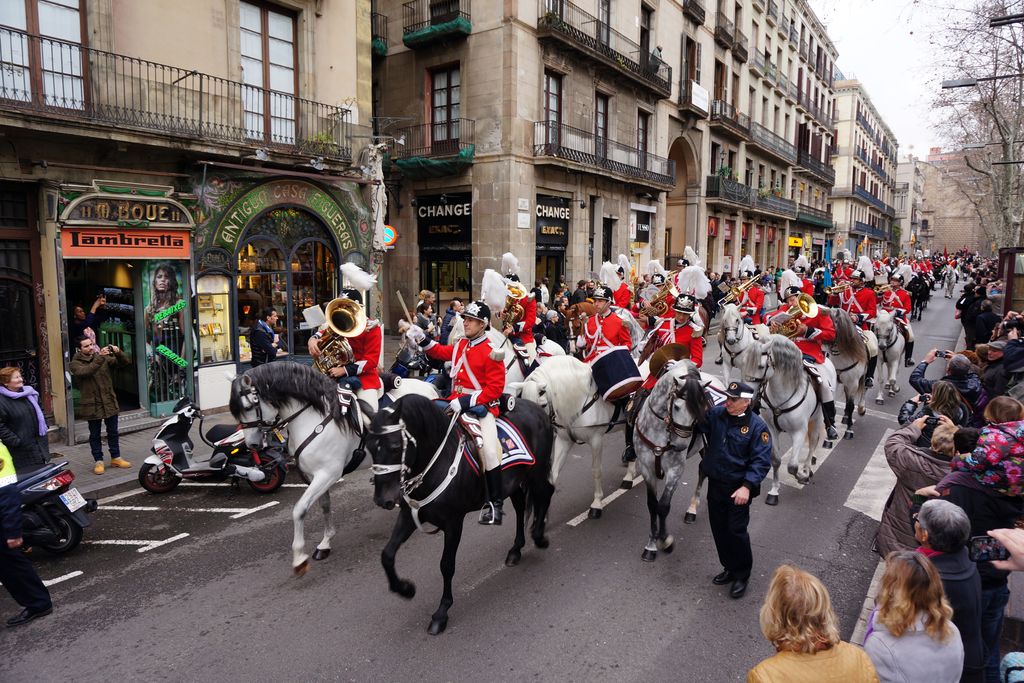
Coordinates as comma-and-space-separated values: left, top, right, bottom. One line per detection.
839, 285, 878, 329
346, 321, 382, 390
739, 286, 765, 325
881, 288, 912, 318
613, 283, 631, 309
766, 304, 835, 364
423, 335, 505, 415
582, 311, 631, 362
801, 277, 815, 296
510, 293, 537, 345
641, 318, 703, 389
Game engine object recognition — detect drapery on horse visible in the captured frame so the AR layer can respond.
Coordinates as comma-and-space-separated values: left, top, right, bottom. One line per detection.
632, 360, 710, 562
366, 394, 554, 635
716, 303, 771, 386
229, 363, 370, 576
873, 309, 905, 404
826, 308, 869, 439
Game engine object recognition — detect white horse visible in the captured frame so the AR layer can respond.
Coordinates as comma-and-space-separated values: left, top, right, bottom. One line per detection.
827, 308, 869, 439
448, 315, 565, 387
873, 309, 905, 404
717, 303, 771, 386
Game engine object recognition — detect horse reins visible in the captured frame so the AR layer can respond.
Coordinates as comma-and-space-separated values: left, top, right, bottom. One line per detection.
757, 349, 811, 432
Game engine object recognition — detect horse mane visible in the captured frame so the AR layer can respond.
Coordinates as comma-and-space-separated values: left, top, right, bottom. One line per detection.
649, 361, 709, 430
229, 363, 360, 434
829, 308, 867, 364
379, 394, 449, 470
767, 334, 806, 379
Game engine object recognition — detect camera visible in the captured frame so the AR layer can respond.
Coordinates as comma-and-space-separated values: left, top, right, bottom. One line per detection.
921, 394, 931, 403
925, 416, 940, 427
1005, 320, 1022, 332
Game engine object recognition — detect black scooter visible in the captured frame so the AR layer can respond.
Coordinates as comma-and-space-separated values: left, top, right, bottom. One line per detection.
139, 397, 287, 494
18, 460, 96, 555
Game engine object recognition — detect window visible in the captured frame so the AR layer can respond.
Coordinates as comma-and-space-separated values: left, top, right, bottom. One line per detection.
637, 111, 649, 169
640, 6, 653, 58
430, 65, 461, 153
0, 0, 85, 108
595, 92, 609, 158
543, 70, 562, 145
597, 0, 611, 46
240, 1, 297, 145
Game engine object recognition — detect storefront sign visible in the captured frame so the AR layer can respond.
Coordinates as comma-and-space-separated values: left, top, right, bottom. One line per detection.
723, 220, 734, 241
788, 237, 804, 248
61, 228, 191, 258
634, 211, 651, 244
64, 196, 191, 228
417, 193, 472, 250
707, 217, 719, 237
536, 195, 569, 248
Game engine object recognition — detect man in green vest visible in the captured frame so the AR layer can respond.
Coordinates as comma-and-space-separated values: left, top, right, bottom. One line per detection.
0, 447, 52, 626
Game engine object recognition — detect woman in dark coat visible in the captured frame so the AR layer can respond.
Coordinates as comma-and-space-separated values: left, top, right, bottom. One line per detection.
0, 367, 50, 472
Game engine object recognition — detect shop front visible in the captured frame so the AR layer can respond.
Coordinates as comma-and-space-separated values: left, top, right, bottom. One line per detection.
193, 173, 372, 409
706, 216, 719, 272
788, 234, 805, 262
722, 219, 735, 274
629, 204, 653, 272
416, 192, 471, 301
58, 182, 195, 427
535, 194, 569, 288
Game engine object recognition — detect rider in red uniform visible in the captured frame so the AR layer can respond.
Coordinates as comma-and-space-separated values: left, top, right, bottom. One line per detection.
410, 300, 507, 526
765, 286, 839, 441
614, 264, 632, 309
641, 294, 703, 383
839, 267, 879, 387
309, 290, 383, 410
578, 285, 632, 361
880, 273, 916, 367
736, 261, 765, 325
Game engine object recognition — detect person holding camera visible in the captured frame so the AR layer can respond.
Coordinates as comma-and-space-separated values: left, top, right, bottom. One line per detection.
69, 336, 131, 475
910, 350, 988, 426
897, 380, 974, 449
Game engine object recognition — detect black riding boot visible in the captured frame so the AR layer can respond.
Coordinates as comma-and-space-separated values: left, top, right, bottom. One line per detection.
865, 355, 877, 388
904, 341, 915, 367
479, 468, 504, 526
622, 421, 637, 465
823, 401, 838, 441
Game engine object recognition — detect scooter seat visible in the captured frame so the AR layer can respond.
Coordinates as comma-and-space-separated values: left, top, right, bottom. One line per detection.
205, 423, 241, 443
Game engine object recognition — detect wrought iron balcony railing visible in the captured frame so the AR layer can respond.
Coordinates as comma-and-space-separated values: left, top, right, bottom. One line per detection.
733, 30, 749, 63
533, 120, 675, 186
372, 11, 389, 56
706, 175, 753, 205
797, 203, 834, 225
678, 78, 709, 117
753, 192, 797, 218
749, 121, 796, 164
796, 149, 836, 185
681, 0, 706, 25
537, 0, 671, 97
403, 0, 471, 48
853, 185, 887, 212
779, 14, 790, 37
799, 38, 808, 60
0, 26, 352, 161
394, 118, 475, 159
751, 51, 766, 76
714, 14, 735, 49
767, 0, 778, 24
709, 99, 750, 139
852, 220, 889, 240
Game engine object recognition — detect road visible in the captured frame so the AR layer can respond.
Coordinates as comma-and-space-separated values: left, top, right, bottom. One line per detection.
2, 289, 961, 682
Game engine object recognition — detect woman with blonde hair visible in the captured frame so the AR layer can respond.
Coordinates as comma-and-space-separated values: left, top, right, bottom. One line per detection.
748, 565, 878, 682
983, 396, 1024, 425
864, 551, 964, 682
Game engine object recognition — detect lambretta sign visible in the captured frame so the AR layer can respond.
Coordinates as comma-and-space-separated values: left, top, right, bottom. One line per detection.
61, 228, 191, 259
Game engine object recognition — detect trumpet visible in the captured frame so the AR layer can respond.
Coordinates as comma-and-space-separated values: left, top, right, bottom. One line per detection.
874, 284, 891, 295
720, 275, 760, 306
770, 293, 819, 338
824, 281, 852, 295
640, 280, 680, 318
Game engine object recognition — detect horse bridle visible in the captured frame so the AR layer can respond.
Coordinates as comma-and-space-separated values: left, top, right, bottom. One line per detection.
756, 346, 811, 432
635, 375, 704, 457
877, 321, 898, 352
235, 382, 338, 462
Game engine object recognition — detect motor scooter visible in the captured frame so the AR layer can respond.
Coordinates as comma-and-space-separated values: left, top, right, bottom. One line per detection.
139, 397, 287, 494
390, 345, 450, 395
18, 460, 96, 555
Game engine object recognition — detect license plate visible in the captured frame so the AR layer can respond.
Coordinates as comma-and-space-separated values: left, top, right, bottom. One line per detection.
59, 488, 87, 512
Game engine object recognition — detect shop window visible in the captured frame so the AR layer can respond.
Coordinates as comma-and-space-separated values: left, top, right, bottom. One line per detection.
197, 275, 231, 364
0, 0, 85, 109
237, 238, 286, 363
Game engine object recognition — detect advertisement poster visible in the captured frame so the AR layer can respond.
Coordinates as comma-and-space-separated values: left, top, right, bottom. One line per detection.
141, 261, 188, 409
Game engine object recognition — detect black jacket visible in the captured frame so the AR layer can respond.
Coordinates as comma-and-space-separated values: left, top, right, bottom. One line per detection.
956, 293, 978, 322
939, 484, 1023, 589
569, 287, 588, 305
0, 482, 22, 540
982, 358, 1009, 398
0, 394, 49, 472
930, 548, 985, 683
543, 319, 568, 352
698, 406, 773, 494
975, 311, 1000, 345
249, 321, 278, 367
896, 400, 972, 448
909, 363, 988, 421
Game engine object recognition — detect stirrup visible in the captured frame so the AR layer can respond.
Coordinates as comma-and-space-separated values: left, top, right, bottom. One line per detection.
479, 501, 503, 525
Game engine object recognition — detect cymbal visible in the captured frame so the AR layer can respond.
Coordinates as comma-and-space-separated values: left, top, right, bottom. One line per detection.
649, 343, 691, 379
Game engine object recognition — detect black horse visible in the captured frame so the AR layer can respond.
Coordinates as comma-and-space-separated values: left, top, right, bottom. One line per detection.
908, 275, 929, 321
366, 394, 555, 635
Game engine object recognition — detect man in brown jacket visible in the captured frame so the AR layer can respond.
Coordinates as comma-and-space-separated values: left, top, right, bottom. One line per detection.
69, 337, 132, 475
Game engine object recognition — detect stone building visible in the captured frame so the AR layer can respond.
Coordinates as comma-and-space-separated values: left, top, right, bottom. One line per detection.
919, 147, 991, 256
0, 0, 373, 441
830, 77, 898, 258
894, 154, 923, 255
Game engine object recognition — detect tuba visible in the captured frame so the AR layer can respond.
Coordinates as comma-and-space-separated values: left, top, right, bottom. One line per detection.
771, 293, 819, 338
639, 271, 680, 317
500, 282, 527, 329
312, 297, 367, 375
719, 275, 760, 306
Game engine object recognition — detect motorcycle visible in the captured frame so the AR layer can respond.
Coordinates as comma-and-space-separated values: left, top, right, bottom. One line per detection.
389, 344, 450, 395
19, 460, 96, 555
139, 397, 288, 494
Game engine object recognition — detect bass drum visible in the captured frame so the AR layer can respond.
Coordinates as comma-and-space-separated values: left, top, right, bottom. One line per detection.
591, 348, 642, 402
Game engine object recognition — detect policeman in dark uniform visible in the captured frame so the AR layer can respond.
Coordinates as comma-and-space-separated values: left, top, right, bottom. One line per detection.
700, 381, 773, 599
0, 480, 52, 626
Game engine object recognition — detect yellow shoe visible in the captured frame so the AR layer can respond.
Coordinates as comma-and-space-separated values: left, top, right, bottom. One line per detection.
109, 457, 132, 469
93, 461, 105, 475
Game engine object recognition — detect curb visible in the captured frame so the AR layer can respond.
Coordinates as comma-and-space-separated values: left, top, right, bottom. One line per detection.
850, 559, 885, 645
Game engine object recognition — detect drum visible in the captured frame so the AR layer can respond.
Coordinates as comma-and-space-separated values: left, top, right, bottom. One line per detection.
591, 348, 642, 401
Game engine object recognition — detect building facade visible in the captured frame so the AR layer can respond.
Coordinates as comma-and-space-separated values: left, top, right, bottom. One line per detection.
830, 77, 898, 258
894, 154, 923, 255
919, 147, 991, 257
0, 0, 374, 441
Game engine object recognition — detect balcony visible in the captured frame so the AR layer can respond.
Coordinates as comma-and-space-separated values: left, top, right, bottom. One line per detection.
799, 38, 808, 60
752, 0, 766, 12
837, 185, 887, 212
402, 0, 471, 49
393, 119, 475, 178
533, 120, 675, 187
748, 121, 796, 164
709, 100, 750, 141
852, 220, 889, 240
796, 203, 834, 230
714, 14, 735, 49
751, 51, 766, 76
733, 30, 749, 63
681, 0, 706, 25
789, 24, 799, 44
779, 14, 789, 37
767, 0, 778, 25
706, 175, 753, 207
372, 12, 389, 57
679, 79, 710, 118
795, 150, 836, 185
0, 26, 353, 163
537, 0, 671, 98
765, 59, 777, 83
753, 191, 797, 218
856, 111, 876, 137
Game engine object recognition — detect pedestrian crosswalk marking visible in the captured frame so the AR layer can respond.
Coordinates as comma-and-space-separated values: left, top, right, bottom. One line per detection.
843, 430, 896, 521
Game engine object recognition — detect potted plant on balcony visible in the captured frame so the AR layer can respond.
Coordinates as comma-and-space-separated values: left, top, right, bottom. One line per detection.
304, 131, 337, 157
717, 165, 733, 179
772, 184, 784, 198
757, 185, 771, 199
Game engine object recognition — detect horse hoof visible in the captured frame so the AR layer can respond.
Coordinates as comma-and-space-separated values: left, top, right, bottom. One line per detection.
841, 416, 851, 425
658, 535, 675, 553
765, 494, 779, 506
844, 431, 855, 440
787, 463, 798, 476
588, 507, 602, 520
394, 579, 416, 600
858, 406, 866, 416
683, 512, 697, 524
294, 560, 309, 577
875, 398, 885, 405
811, 456, 818, 466
533, 535, 550, 549
641, 549, 657, 562
428, 617, 448, 636
823, 440, 834, 449
312, 548, 331, 561
620, 479, 633, 491
888, 391, 895, 398
505, 549, 522, 567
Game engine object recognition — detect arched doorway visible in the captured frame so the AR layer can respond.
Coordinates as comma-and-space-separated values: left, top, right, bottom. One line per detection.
666, 136, 700, 263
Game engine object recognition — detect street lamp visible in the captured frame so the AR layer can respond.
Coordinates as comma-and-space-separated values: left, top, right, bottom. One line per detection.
942, 74, 1024, 88
991, 13, 1024, 27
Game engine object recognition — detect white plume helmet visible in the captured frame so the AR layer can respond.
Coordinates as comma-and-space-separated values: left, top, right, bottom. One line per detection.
340, 262, 377, 291
738, 254, 756, 275
896, 263, 915, 283
856, 255, 874, 280
481, 269, 509, 312
646, 259, 668, 278
778, 269, 802, 295
793, 255, 810, 271
500, 252, 520, 277
683, 245, 702, 269
617, 253, 632, 277
676, 265, 711, 300
599, 261, 621, 291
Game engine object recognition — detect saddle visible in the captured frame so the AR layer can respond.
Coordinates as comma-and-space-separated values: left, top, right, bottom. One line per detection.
800, 360, 825, 406
458, 415, 536, 476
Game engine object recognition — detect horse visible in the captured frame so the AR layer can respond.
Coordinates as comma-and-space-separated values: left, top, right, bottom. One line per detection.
229, 362, 368, 576
827, 308, 869, 439
366, 394, 555, 635
717, 303, 771, 386
633, 361, 710, 562
447, 314, 565, 387
908, 276, 928, 321
873, 309, 905, 404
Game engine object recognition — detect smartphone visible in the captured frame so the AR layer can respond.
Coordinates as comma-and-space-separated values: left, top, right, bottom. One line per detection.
968, 535, 1010, 562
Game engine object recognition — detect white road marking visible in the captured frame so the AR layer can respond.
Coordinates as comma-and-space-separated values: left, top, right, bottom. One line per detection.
843, 430, 896, 522
98, 489, 146, 505
101, 502, 281, 517
230, 501, 280, 518
566, 476, 642, 527
43, 571, 84, 587
181, 481, 314, 488
778, 438, 840, 491
86, 532, 190, 553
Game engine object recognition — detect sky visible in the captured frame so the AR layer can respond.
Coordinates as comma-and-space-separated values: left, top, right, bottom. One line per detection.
807, 0, 984, 159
